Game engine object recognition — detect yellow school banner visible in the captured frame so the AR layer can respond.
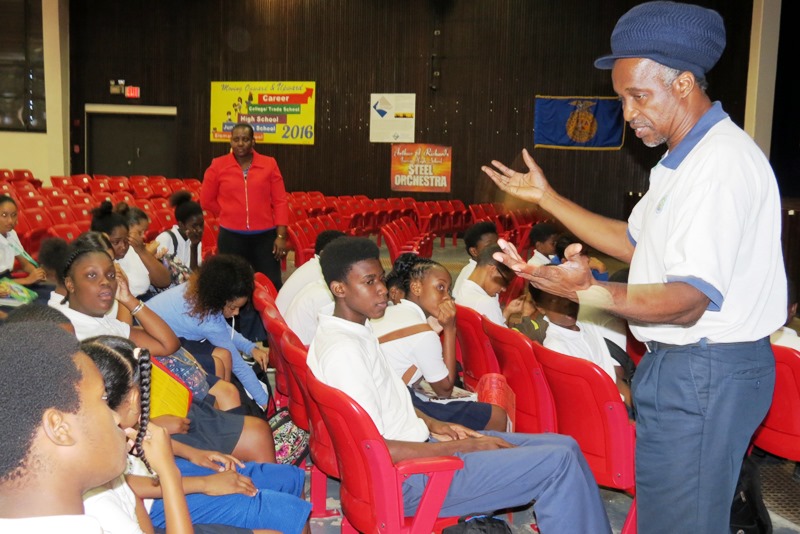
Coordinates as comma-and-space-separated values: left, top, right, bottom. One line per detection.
391, 143, 452, 193
210, 81, 315, 145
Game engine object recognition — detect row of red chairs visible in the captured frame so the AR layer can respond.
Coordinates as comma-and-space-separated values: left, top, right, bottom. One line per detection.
0, 168, 42, 188
379, 216, 434, 263
285, 213, 353, 267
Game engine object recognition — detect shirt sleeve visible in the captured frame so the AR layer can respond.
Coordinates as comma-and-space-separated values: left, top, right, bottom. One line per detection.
200, 162, 221, 217
408, 331, 450, 384
154, 231, 175, 255
269, 160, 289, 226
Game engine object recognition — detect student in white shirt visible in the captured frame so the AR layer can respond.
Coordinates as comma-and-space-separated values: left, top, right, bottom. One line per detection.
452, 221, 498, 299
91, 201, 171, 299
456, 244, 524, 326
275, 230, 345, 315
530, 284, 632, 411
0, 322, 128, 533
155, 191, 205, 271
526, 222, 558, 267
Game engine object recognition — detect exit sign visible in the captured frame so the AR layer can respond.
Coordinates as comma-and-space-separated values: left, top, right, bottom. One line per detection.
125, 86, 140, 98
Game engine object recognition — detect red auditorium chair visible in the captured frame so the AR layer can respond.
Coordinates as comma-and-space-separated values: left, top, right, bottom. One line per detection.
47, 223, 82, 242
131, 182, 155, 199
108, 176, 131, 192
71, 174, 93, 191
454, 304, 501, 392
89, 178, 111, 198
50, 176, 72, 189
46, 205, 75, 225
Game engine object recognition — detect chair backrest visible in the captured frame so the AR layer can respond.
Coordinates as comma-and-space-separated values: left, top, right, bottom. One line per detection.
280, 332, 340, 479
530, 341, 635, 491
276, 329, 310, 429
306, 368, 402, 533
481, 316, 557, 434
252, 287, 289, 398
751, 344, 800, 462
454, 304, 500, 392
47, 223, 82, 242
254, 271, 278, 299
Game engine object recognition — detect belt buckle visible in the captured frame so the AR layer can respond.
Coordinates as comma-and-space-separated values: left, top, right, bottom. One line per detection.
645, 341, 655, 353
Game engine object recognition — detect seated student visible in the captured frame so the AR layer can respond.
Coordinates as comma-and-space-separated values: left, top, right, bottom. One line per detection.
275, 230, 345, 315
452, 221, 498, 299
529, 284, 632, 410
91, 201, 171, 300
551, 233, 609, 281
81, 336, 307, 534
117, 203, 161, 258
49, 242, 275, 463
147, 255, 271, 411
155, 191, 205, 271
371, 254, 508, 431
0, 195, 47, 308
455, 244, 524, 326
283, 277, 333, 346
526, 222, 559, 267
307, 237, 611, 532
0, 322, 128, 533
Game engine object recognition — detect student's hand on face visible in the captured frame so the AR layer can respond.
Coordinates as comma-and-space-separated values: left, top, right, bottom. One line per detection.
128, 232, 145, 253
202, 470, 258, 497
139, 423, 178, 475
251, 348, 269, 370
482, 148, 552, 205
436, 299, 457, 330
151, 415, 191, 435
504, 295, 526, 316
114, 264, 136, 307
186, 449, 244, 472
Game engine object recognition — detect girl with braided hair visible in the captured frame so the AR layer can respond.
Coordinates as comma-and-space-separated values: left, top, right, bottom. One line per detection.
82, 336, 310, 534
371, 253, 508, 431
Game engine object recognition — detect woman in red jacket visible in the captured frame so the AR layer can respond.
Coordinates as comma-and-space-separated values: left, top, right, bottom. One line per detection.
201, 123, 289, 290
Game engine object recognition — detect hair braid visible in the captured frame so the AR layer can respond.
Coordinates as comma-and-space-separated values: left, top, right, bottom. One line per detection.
132, 348, 153, 474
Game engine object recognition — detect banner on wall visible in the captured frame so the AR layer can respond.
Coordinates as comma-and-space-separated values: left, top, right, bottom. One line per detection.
534, 95, 624, 150
391, 143, 451, 193
210, 81, 315, 145
370, 93, 416, 143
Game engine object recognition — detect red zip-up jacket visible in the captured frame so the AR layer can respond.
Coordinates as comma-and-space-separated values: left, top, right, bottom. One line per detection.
201, 151, 289, 232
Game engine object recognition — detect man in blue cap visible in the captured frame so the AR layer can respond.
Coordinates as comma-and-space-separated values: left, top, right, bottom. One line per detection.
483, 2, 786, 533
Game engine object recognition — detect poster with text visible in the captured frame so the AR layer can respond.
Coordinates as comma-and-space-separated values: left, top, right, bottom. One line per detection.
391, 143, 451, 193
370, 93, 415, 143
210, 81, 315, 145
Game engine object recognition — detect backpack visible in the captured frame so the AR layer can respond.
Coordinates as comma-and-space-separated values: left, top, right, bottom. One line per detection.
730, 455, 772, 534
442, 514, 513, 533
149, 230, 193, 295
268, 407, 310, 466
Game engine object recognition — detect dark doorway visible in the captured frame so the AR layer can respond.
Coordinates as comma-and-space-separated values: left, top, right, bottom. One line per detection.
87, 112, 177, 176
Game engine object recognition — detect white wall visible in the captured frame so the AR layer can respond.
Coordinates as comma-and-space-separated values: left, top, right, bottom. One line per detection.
0, 0, 69, 185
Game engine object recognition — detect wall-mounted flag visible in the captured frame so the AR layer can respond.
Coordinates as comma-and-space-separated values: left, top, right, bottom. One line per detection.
534, 96, 624, 150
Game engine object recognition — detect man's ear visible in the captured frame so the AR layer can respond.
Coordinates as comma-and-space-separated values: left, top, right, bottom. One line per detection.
330, 280, 346, 298
675, 71, 695, 99
41, 408, 76, 447
467, 246, 478, 259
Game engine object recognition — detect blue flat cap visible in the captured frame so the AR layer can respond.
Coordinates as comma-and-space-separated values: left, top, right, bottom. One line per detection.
594, 1, 726, 79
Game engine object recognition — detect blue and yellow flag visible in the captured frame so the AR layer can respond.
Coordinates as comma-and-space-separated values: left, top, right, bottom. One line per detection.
534, 96, 624, 150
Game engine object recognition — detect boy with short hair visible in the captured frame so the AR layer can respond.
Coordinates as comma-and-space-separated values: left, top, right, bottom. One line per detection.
307, 237, 611, 532
452, 221, 498, 299
0, 322, 128, 532
526, 223, 559, 267
456, 244, 523, 326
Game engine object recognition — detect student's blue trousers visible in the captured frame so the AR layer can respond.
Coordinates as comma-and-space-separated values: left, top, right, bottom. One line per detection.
632, 338, 774, 534
403, 431, 612, 534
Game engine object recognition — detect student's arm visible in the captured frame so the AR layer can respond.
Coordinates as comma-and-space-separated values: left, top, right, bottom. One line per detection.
212, 320, 270, 408
385, 435, 514, 464
129, 232, 172, 288
137, 424, 193, 534
483, 149, 634, 263
427, 300, 457, 397
128, 470, 257, 498
200, 164, 221, 217
170, 440, 244, 472
116, 265, 181, 356
14, 254, 46, 285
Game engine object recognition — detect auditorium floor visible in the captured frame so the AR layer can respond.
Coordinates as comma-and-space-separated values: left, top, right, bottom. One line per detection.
280, 236, 800, 533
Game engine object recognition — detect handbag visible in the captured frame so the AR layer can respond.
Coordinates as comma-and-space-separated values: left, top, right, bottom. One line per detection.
149, 230, 193, 295
155, 347, 210, 401
442, 514, 513, 533
268, 407, 310, 466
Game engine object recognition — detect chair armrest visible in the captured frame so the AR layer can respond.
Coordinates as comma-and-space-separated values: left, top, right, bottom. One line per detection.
395, 455, 464, 476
